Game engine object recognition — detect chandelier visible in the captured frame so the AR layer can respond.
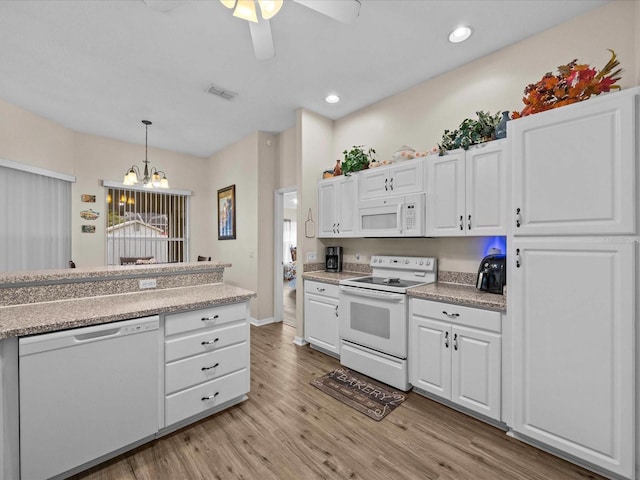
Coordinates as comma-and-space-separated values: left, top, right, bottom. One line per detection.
123, 120, 169, 189
220, 0, 283, 23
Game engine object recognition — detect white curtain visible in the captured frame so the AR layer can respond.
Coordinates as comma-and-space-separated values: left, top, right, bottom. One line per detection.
0, 165, 72, 272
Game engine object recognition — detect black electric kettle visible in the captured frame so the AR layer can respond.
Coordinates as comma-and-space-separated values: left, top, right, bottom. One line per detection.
476, 254, 506, 294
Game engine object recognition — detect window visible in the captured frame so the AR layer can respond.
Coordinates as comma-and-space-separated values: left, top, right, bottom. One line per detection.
0, 160, 74, 272
105, 186, 189, 265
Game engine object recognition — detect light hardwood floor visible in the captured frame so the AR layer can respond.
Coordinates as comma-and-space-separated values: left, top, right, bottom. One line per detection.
73, 323, 604, 480
282, 280, 296, 326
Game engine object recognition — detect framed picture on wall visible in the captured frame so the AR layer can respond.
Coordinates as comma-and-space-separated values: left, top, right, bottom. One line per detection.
217, 185, 236, 240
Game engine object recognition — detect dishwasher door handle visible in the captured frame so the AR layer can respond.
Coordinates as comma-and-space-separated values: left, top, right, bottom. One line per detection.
74, 328, 121, 342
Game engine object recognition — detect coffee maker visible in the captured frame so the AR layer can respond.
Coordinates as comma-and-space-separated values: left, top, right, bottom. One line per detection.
325, 246, 343, 272
476, 253, 506, 294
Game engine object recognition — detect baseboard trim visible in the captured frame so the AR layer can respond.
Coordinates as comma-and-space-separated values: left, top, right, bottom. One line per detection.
293, 336, 308, 347
250, 317, 277, 327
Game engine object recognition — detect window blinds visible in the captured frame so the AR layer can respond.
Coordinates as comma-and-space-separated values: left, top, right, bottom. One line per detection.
0, 164, 73, 272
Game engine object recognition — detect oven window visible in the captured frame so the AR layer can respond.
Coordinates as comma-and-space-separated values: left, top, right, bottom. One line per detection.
361, 212, 397, 230
350, 303, 391, 339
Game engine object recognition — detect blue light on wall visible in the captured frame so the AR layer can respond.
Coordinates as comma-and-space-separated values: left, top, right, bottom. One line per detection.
482, 236, 507, 256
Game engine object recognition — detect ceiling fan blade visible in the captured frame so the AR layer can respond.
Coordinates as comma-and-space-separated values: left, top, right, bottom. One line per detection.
142, 0, 185, 13
249, 20, 275, 60
292, 0, 361, 23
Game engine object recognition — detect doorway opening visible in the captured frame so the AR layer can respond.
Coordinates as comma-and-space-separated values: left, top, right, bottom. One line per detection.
274, 187, 297, 327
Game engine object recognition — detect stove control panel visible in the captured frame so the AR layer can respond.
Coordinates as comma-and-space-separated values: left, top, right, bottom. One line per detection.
370, 256, 436, 271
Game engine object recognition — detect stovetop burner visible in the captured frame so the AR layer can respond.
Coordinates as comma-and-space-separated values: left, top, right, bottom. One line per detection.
339, 256, 438, 293
347, 276, 426, 289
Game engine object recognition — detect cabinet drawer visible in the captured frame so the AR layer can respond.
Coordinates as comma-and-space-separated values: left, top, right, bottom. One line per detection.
165, 368, 249, 426
166, 342, 248, 394
411, 298, 500, 333
165, 302, 247, 336
304, 280, 339, 298
165, 322, 247, 362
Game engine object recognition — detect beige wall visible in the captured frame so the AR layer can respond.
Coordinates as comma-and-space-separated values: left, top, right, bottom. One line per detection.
276, 126, 297, 189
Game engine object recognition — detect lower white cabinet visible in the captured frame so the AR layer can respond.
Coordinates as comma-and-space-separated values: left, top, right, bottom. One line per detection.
510, 239, 635, 479
304, 280, 340, 356
410, 298, 501, 421
163, 301, 250, 427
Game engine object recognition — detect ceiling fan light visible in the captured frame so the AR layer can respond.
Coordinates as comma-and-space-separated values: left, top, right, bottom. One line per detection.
233, 0, 258, 22
257, 0, 282, 20
220, 0, 236, 8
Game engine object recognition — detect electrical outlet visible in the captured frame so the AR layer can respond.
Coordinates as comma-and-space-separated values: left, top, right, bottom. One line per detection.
355, 253, 361, 261
139, 278, 157, 289
306, 251, 317, 262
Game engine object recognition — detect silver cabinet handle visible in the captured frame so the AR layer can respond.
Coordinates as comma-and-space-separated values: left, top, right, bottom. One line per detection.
459, 215, 463, 231
442, 311, 459, 318
335, 304, 339, 317
317, 287, 325, 292
516, 207, 522, 228
201, 392, 219, 401
453, 333, 458, 351
336, 222, 340, 233
384, 178, 388, 191
201, 362, 219, 371
332, 223, 336, 234
389, 177, 393, 190
467, 214, 471, 230
201, 338, 219, 345
201, 315, 219, 322
444, 331, 449, 348
516, 248, 521, 268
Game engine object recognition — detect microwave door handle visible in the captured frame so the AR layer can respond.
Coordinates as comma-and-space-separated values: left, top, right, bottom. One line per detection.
397, 203, 403, 233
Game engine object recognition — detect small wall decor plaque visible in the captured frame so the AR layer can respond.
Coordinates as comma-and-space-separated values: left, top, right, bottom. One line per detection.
80, 209, 100, 220
81, 194, 96, 203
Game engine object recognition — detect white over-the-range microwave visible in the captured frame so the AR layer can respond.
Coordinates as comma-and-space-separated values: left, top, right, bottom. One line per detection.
358, 193, 424, 237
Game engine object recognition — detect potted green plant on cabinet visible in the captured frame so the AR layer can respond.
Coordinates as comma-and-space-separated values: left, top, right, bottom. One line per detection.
342, 145, 376, 175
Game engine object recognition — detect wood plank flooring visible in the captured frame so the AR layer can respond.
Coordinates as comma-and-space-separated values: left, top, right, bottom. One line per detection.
282, 280, 296, 326
72, 323, 604, 480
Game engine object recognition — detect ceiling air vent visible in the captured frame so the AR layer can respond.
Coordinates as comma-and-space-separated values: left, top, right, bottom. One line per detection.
207, 84, 238, 101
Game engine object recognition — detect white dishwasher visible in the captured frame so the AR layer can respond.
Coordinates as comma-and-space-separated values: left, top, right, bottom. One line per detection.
19, 316, 160, 480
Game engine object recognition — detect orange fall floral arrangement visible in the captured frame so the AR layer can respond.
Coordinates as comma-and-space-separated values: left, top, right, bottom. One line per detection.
512, 49, 622, 119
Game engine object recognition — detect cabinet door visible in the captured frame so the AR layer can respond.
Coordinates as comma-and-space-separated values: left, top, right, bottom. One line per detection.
318, 179, 337, 237
427, 151, 465, 236
336, 176, 357, 236
511, 92, 636, 235
410, 316, 451, 398
304, 293, 340, 355
466, 141, 507, 236
450, 325, 501, 421
388, 159, 424, 196
511, 239, 635, 478
358, 168, 389, 200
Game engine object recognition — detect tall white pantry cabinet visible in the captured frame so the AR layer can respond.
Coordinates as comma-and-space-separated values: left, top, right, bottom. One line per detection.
508, 87, 639, 479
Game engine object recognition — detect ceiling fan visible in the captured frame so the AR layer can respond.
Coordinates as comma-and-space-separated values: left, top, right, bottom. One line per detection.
220, 0, 362, 60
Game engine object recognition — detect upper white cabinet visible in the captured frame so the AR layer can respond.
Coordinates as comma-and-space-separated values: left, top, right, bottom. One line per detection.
428, 140, 507, 236
511, 89, 637, 236
358, 158, 424, 200
510, 238, 635, 478
318, 175, 358, 237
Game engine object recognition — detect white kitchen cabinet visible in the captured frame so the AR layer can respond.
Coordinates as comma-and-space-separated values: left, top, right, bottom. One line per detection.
318, 175, 358, 237
511, 89, 637, 236
510, 238, 635, 478
358, 158, 424, 200
304, 280, 340, 356
164, 301, 250, 427
410, 299, 501, 421
427, 140, 507, 236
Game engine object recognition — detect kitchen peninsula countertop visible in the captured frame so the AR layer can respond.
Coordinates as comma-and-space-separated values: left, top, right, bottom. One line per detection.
0, 283, 256, 339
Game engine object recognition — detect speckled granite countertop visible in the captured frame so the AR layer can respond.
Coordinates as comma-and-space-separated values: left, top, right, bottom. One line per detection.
0, 261, 230, 286
408, 283, 505, 312
301, 271, 365, 285
0, 283, 256, 339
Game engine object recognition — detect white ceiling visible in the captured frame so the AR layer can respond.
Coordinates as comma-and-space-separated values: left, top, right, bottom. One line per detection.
0, 0, 608, 158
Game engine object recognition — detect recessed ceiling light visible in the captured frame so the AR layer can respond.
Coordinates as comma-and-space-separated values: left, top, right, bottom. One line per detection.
449, 26, 472, 43
325, 94, 340, 104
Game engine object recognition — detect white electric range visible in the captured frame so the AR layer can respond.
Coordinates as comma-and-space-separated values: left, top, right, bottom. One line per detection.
339, 255, 437, 391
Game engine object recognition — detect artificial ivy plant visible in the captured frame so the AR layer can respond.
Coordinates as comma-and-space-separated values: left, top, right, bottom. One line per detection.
438, 111, 502, 154
342, 145, 376, 175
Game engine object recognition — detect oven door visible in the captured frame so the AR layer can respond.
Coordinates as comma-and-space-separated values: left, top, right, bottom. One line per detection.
339, 285, 407, 358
